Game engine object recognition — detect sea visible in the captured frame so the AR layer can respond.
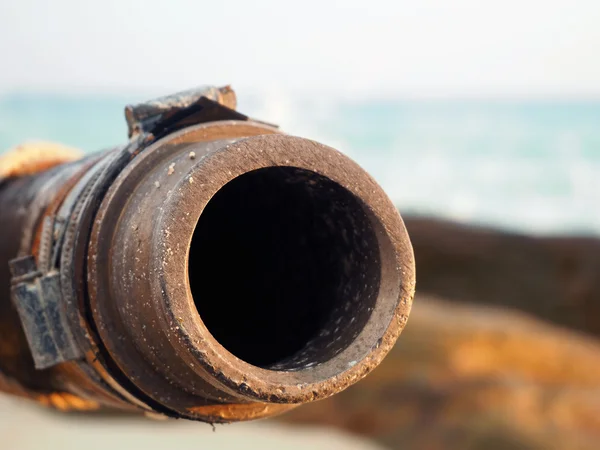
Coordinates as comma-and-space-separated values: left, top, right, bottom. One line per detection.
1, 91, 599, 236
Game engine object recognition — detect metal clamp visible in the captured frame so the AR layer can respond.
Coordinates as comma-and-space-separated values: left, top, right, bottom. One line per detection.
9, 256, 82, 370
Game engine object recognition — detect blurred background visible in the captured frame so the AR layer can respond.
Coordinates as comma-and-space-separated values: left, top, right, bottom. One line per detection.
1, 1, 600, 449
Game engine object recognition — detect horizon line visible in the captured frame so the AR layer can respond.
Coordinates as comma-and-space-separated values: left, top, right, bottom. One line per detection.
2, 85, 600, 103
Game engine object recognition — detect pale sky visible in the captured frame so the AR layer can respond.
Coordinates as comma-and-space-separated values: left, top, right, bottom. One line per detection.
1, 0, 599, 97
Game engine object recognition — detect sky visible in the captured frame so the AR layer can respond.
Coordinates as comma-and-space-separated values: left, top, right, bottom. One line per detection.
0, 0, 599, 98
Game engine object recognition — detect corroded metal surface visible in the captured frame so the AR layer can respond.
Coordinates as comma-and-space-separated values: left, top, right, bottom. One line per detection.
125, 85, 239, 138
0, 86, 415, 422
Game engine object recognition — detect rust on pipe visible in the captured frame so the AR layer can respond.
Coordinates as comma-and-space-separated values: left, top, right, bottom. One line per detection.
0, 86, 415, 422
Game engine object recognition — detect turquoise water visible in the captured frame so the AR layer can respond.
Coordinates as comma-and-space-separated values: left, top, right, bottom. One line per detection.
2, 92, 600, 235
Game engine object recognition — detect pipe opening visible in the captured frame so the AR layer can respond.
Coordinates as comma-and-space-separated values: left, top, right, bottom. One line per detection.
189, 167, 381, 370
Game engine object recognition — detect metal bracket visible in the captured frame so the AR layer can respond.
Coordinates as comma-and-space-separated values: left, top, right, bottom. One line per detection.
124, 86, 248, 139
9, 256, 83, 370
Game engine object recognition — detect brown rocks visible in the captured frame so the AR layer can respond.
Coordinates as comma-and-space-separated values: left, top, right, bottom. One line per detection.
404, 217, 600, 338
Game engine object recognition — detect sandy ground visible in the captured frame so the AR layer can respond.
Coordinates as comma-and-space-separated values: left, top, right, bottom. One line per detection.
0, 395, 381, 450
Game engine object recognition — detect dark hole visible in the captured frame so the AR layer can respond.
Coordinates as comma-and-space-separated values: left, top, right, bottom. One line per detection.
189, 167, 381, 370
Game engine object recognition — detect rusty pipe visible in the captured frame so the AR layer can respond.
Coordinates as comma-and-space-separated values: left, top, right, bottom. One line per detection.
0, 87, 415, 422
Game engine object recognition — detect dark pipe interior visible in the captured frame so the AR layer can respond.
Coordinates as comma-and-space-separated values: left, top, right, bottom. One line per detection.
189, 167, 381, 370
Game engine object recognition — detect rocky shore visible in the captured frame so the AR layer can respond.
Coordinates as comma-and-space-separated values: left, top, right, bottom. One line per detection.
405, 217, 600, 338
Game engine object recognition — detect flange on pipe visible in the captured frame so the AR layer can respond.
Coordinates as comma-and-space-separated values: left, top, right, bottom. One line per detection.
0, 86, 415, 422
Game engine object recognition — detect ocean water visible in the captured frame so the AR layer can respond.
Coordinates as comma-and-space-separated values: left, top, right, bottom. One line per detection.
1, 92, 599, 235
